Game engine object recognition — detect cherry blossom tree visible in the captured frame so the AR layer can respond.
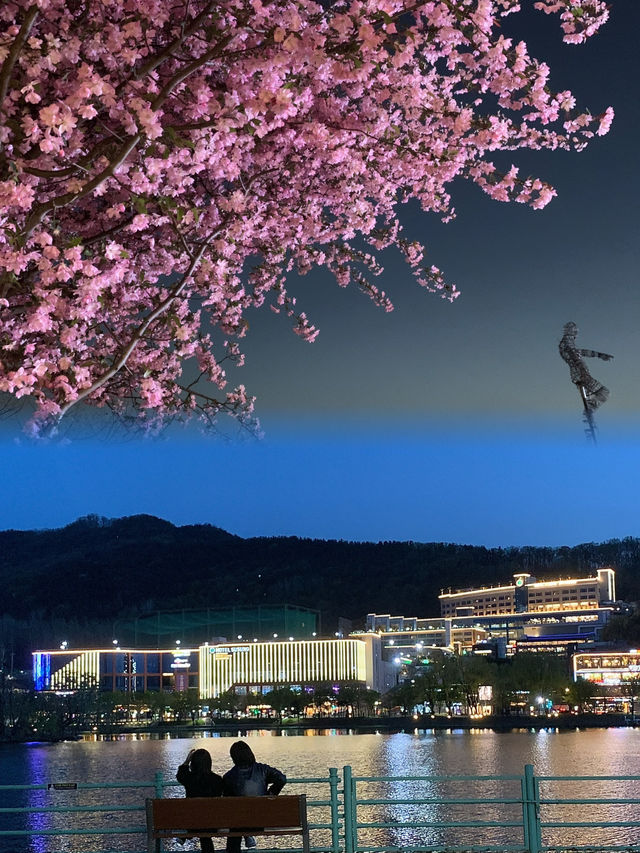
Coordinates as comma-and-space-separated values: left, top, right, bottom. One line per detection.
0, 0, 612, 435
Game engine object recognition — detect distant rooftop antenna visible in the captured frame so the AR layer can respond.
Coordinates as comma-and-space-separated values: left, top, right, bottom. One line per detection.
558, 322, 613, 443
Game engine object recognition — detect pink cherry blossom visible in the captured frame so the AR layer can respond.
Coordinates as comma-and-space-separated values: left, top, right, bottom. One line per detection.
0, 0, 613, 436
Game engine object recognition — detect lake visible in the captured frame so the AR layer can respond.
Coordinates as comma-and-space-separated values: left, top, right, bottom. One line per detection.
2, 726, 640, 851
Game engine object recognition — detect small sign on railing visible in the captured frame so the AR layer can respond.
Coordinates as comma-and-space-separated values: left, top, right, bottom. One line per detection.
47, 782, 78, 791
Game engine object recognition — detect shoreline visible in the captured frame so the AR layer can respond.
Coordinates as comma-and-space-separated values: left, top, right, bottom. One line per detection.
3, 713, 634, 743
80, 711, 634, 738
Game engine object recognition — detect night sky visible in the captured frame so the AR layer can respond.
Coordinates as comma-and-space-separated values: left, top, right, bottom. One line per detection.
1, 2, 639, 546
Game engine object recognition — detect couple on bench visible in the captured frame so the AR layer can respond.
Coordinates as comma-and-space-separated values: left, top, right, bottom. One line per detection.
176, 740, 287, 852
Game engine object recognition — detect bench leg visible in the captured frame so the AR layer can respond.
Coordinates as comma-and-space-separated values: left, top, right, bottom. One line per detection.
302, 829, 311, 853
145, 800, 161, 853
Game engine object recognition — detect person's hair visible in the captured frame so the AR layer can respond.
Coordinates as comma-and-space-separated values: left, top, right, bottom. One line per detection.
189, 748, 212, 775
229, 740, 255, 766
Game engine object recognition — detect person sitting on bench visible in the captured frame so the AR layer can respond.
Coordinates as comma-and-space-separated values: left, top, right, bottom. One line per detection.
176, 748, 223, 852
222, 741, 287, 852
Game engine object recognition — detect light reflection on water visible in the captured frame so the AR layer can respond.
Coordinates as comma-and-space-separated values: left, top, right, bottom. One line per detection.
1, 728, 639, 852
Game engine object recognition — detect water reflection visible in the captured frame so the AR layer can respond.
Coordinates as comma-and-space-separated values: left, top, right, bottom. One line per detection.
25, 748, 49, 853
1, 728, 639, 852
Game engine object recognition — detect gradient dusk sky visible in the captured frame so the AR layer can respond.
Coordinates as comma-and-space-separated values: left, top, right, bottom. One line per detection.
1, 2, 639, 546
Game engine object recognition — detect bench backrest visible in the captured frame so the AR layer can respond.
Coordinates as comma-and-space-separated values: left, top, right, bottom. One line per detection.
150, 795, 306, 831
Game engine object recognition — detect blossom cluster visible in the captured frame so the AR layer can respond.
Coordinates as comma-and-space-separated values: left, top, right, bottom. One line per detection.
0, 0, 611, 433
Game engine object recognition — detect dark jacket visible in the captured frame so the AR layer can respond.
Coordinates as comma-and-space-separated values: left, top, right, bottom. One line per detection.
222, 762, 286, 797
176, 763, 224, 798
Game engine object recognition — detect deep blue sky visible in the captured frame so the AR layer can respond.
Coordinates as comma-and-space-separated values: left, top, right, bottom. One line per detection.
1, 2, 639, 547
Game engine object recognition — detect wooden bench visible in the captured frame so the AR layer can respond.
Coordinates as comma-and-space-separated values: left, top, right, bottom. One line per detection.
145, 794, 310, 853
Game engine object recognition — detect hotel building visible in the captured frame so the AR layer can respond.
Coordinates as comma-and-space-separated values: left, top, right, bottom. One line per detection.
439, 569, 615, 617
199, 634, 392, 697
366, 569, 617, 657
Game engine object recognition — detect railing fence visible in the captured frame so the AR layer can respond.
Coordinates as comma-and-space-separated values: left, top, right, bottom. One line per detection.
2, 765, 640, 853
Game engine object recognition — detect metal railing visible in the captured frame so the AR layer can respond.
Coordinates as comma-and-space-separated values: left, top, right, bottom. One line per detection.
0, 770, 340, 853
2, 765, 640, 853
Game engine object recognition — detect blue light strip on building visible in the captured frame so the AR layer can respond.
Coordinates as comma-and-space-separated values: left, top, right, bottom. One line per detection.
33, 653, 50, 691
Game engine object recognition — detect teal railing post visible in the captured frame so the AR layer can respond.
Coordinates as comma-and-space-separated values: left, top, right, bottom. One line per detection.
523, 764, 542, 853
154, 772, 165, 853
521, 769, 530, 851
154, 771, 164, 798
329, 767, 341, 853
343, 765, 356, 853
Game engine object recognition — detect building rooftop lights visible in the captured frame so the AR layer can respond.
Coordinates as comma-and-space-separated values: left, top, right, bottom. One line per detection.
440, 572, 610, 598
439, 584, 514, 597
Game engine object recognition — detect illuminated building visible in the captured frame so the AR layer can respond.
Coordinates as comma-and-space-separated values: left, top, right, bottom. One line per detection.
365, 609, 611, 656
32, 570, 620, 695
32, 635, 394, 697
573, 651, 640, 686
362, 615, 488, 656
439, 569, 615, 617
198, 635, 393, 698
515, 636, 584, 655
32, 647, 198, 693
367, 585, 614, 656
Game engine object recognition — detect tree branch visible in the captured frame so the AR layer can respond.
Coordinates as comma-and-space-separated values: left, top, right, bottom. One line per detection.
19, 34, 234, 242
54, 222, 228, 420
0, 6, 39, 117
115, 0, 217, 94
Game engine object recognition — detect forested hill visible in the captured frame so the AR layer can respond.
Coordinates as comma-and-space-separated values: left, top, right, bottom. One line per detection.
2, 515, 640, 632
